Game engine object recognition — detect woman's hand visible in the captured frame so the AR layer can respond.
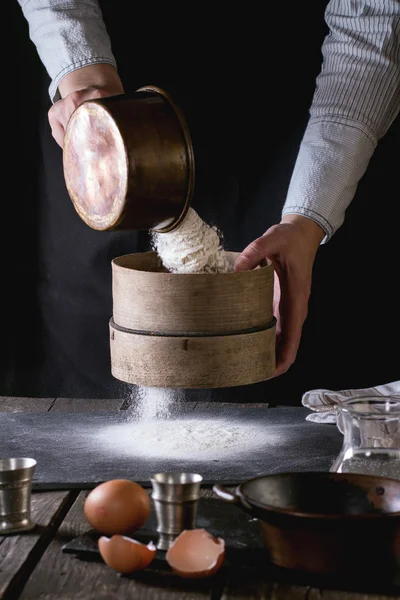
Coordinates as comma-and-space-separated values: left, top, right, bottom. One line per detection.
235, 214, 325, 377
48, 64, 124, 148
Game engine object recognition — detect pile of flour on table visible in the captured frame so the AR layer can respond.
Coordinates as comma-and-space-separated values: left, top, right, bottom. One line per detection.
99, 409, 280, 461
151, 207, 234, 274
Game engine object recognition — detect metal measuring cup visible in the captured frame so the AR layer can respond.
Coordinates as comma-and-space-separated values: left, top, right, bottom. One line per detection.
150, 472, 203, 550
0, 458, 37, 534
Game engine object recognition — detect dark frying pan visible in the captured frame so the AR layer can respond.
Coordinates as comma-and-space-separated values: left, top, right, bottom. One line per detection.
214, 472, 400, 576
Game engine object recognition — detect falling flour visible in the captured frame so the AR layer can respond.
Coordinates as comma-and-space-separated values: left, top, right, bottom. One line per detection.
125, 208, 235, 426
151, 207, 234, 274
128, 387, 181, 422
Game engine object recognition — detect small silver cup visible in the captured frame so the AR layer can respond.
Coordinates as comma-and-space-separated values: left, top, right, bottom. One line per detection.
0, 458, 37, 534
150, 472, 203, 550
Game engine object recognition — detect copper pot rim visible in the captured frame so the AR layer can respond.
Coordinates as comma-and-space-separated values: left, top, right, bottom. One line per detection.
235, 471, 400, 521
137, 85, 195, 233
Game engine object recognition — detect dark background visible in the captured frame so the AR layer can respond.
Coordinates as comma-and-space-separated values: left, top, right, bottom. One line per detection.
5, 2, 399, 403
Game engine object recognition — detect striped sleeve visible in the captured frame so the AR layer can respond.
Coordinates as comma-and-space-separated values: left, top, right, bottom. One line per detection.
282, 0, 400, 241
17, 0, 116, 103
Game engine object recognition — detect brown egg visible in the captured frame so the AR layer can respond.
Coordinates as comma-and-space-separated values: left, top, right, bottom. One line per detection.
166, 529, 225, 578
98, 535, 156, 574
84, 479, 151, 535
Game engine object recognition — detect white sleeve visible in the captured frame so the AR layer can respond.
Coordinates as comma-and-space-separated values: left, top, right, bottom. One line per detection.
17, 0, 117, 103
282, 0, 400, 241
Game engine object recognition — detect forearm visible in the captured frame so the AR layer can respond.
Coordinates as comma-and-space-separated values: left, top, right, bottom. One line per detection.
282, 0, 400, 241
282, 122, 377, 241
17, 0, 116, 102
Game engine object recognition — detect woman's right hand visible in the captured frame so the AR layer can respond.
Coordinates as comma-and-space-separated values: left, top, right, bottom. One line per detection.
48, 64, 124, 148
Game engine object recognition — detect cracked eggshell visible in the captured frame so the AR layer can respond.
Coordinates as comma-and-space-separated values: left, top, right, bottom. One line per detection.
166, 528, 225, 578
98, 535, 156, 574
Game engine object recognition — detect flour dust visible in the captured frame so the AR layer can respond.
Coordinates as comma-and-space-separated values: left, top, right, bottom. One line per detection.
151, 207, 234, 274
97, 415, 281, 461
126, 386, 183, 422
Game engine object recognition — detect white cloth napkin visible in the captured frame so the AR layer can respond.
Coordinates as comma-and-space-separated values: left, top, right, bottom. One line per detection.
302, 380, 400, 425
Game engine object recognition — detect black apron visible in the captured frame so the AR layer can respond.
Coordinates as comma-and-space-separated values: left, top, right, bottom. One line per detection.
9, 2, 399, 400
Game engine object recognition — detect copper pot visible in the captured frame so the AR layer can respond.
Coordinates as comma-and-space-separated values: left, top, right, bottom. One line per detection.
214, 472, 400, 578
63, 86, 194, 232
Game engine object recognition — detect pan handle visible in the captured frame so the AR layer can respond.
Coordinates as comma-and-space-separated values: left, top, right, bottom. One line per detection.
212, 484, 238, 503
213, 483, 255, 517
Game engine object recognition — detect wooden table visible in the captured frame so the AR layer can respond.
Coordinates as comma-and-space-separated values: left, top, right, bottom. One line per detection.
0, 396, 398, 600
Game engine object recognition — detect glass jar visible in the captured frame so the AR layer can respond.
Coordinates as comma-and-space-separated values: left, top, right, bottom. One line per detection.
330, 396, 400, 480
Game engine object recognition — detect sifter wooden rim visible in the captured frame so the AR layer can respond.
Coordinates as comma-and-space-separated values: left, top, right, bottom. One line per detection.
109, 316, 277, 338
137, 85, 195, 233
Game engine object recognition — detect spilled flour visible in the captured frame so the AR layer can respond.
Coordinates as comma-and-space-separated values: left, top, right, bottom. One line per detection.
151, 207, 234, 274
96, 417, 280, 461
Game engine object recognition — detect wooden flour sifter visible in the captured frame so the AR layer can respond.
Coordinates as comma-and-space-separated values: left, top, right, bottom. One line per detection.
62, 86, 276, 388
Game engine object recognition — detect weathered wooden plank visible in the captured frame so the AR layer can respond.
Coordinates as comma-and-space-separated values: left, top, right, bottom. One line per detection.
18, 492, 216, 599
122, 399, 269, 412
0, 397, 55, 412
0, 491, 76, 600
208, 402, 268, 408
193, 402, 269, 410
51, 398, 125, 412
267, 585, 311, 600
221, 572, 399, 599
0, 397, 270, 414
21, 560, 216, 600
221, 575, 309, 599
221, 575, 400, 599
308, 591, 400, 600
